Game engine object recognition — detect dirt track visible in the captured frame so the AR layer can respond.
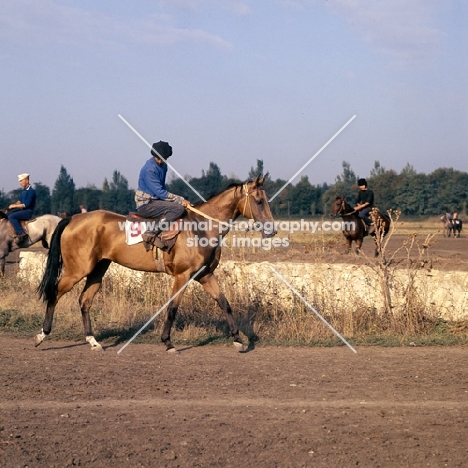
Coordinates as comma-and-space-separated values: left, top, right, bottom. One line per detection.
2, 232, 468, 467
2, 335, 468, 467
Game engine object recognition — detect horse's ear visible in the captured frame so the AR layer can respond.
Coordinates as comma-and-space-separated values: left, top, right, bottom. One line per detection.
257, 173, 268, 186
252, 174, 261, 187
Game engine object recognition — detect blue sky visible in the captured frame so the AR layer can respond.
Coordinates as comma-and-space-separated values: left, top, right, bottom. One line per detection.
1, 0, 467, 194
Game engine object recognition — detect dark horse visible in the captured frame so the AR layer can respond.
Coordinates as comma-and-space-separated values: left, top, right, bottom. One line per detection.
330, 195, 390, 256
0, 212, 62, 276
452, 218, 463, 238
36, 176, 276, 352
441, 213, 463, 238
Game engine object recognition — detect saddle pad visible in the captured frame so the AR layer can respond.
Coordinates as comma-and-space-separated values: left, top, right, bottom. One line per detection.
124, 219, 183, 246
124, 220, 148, 245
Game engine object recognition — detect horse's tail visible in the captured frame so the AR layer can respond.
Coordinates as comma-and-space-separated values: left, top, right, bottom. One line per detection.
37, 217, 72, 304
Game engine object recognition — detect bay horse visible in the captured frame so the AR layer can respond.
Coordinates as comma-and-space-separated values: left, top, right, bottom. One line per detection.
0, 213, 62, 276
36, 176, 276, 352
330, 195, 390, 256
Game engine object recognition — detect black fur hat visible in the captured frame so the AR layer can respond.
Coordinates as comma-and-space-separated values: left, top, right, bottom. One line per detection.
151, 141, 172, 159
357, 178, 367, 186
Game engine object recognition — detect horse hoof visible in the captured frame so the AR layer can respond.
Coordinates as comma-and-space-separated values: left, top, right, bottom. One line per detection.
34, 330, 46, 347
86, 336, 103, 351
166, 347, 179, 354
34, 335, 43, 347
233, 341, 244, 352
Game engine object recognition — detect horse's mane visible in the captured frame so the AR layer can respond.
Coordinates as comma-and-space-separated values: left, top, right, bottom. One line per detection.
192, 182, 246, 207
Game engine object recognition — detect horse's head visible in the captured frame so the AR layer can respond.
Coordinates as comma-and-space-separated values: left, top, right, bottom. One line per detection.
237, 174, 276, 238
330, 195, 349, 218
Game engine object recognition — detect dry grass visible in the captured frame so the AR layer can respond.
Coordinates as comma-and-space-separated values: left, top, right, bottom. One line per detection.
0, 215, 466, 347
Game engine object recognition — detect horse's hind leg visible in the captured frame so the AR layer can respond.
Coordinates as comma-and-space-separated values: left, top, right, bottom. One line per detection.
79, 260, 111, 351
198, 273, 243, 351
35, 273, 83, 347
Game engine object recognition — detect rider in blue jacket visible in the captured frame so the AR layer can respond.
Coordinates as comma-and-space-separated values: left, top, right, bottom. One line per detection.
8, 173, 36, 243
135, 141, 190, 245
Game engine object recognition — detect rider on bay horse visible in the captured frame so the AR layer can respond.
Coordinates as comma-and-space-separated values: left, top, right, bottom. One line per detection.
135, 141, 191, 247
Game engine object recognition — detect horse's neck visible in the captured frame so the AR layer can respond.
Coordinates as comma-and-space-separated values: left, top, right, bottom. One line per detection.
342, 202, 355, 216
196, 188, 240, 222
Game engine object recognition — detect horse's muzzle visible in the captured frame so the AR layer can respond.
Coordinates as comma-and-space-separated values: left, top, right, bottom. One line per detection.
262, 228, 277, 239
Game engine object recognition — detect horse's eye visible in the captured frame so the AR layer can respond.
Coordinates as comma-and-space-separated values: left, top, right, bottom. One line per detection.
256, 199, 263, 205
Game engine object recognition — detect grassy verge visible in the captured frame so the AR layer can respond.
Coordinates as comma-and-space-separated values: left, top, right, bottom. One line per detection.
1, 271, 467, 348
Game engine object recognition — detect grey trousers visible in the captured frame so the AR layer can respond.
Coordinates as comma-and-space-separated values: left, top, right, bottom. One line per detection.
137, 200, 186, 224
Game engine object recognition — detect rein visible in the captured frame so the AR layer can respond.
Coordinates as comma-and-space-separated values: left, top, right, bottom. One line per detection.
186, 205, 231, 228
334, 200, 357, 217
186, 184, 255, 229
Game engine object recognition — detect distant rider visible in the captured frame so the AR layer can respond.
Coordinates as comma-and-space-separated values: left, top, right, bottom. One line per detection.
354, 178, 375, 235
7, 173, 36, 243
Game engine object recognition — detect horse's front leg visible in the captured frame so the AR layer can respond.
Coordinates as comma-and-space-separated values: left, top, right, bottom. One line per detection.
198, 273, 243, 351
344, 236, 352, 254
161, 274, 191, 353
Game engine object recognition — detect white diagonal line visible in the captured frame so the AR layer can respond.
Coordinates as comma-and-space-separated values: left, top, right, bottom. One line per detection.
267, 265, 357, 353
117, 266, 206, 354
118, 114, 207, 202
268, 115, 357, 202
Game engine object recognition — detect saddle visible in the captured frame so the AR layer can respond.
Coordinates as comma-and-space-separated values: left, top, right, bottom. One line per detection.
126, 212, 182, 252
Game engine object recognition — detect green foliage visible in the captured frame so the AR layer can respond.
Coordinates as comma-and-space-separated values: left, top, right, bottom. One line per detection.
323, 161, 468, 216
167, 161, 241, 202
51, 165, 75, 215
74, 186, 101, 212
33, 182, 51, 215
9, 160, 468, 218
100, 170, 134, 214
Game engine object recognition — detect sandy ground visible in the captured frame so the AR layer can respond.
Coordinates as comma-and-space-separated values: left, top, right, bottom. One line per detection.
2, 232, 468, 467
2, 336, 468, 467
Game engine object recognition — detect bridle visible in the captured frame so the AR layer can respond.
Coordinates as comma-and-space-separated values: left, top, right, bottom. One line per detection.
241, 183, 256, 220
333, 198, 356, 217
186, 183, 259, 229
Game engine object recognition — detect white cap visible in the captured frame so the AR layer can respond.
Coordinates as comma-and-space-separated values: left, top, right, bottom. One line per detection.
18, 173, 29, 181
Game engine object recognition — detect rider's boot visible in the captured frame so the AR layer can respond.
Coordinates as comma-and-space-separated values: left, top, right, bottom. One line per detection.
16, 232, 29, 244
141, 219, 167, 246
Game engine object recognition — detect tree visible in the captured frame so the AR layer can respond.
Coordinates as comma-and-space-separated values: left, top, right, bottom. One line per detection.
51, 166, 75, 215
368, 168, 398, 212
0, 189, 9, 209
101, 170, 134, 214
198, 162, 224, 198
290, 176, 315, 216
322, 161, 357, 214
33, 182, 51, 215
426, 168, 468, 215
74, 185, 102, 212
248, 159, 264, 180
370, 160, 386, 177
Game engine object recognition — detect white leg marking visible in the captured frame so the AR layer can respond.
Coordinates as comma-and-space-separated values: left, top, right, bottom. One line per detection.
86, 336, 103, 351
34, 329, 46, 347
